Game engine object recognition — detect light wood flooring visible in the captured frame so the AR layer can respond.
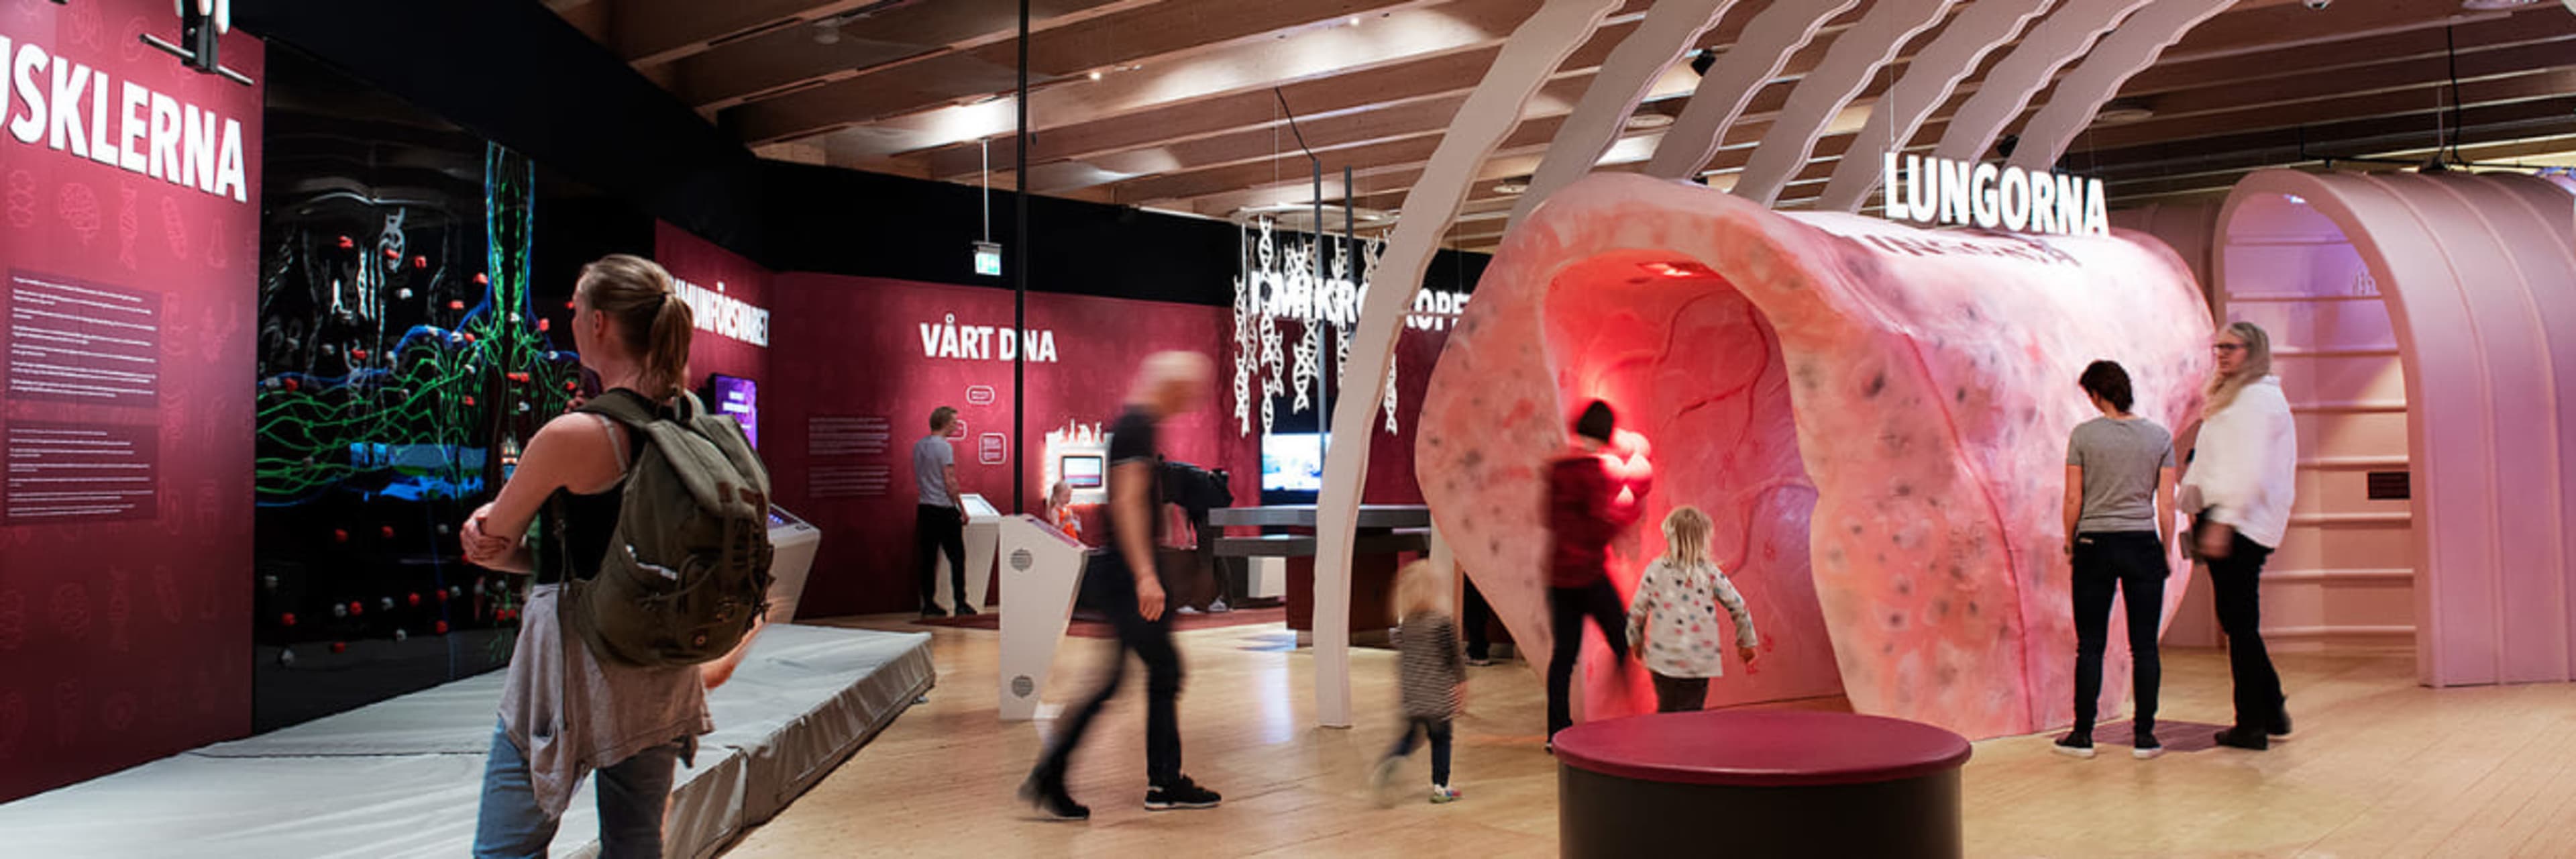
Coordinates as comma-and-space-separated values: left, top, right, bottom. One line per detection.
724, 617, 2576, 858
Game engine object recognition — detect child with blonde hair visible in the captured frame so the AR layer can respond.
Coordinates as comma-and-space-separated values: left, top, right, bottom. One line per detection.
1373, 560, 1466, 805
1625, 506, 1760, 713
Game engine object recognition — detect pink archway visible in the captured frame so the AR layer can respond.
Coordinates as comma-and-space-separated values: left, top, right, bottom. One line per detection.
2216, 170, 2576, 687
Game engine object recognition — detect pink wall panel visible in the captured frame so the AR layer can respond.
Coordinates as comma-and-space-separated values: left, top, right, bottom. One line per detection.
2219, 171, 2576, 687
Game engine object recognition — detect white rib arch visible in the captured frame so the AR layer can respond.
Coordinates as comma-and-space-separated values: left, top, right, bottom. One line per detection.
2007, 0, 2236, 173
1733, 0, 1960, 207
1309, 0, 1623, 729
1816, 0, 2057, 213
1929, 0, 2152, 164
1508, 0, 1735, 230
1644, 0, 1860, 181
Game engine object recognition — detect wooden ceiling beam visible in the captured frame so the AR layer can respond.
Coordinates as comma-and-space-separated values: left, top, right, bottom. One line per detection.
731, 0, 1507, 146
612, 0, 876, 68
672, 0, 1145, 112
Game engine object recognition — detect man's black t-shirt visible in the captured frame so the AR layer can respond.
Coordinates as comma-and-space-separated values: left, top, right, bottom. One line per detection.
1100, 405, 1161, 552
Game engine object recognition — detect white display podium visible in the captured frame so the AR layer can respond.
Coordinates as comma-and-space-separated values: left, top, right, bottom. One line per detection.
932, 494, 1002, 613
763, 507, 822, 622
998, 514, 1089, 721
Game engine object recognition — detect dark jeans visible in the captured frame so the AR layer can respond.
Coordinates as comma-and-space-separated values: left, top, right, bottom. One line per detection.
1548, 579, 1630, 737
1462, 578, 1494, 660
1035, 553, 1185, 787
1651, 672, 1709, 713
2206, 522, 2285, 731
2071, 531, 2167, 738
1384, 717, 1453, 786
914, 503, 967, 611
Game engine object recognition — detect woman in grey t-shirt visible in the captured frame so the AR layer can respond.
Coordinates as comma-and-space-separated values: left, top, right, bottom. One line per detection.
2055, 360, 2178, 761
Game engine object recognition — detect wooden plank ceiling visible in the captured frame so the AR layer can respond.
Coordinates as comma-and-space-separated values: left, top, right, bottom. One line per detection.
548, 0, 2576, 252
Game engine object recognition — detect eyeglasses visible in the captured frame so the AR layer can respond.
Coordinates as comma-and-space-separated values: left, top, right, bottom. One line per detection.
2212, 344, 2247, 354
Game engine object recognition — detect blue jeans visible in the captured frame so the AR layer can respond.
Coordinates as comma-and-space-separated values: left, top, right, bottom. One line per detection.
474, 720, 682, 859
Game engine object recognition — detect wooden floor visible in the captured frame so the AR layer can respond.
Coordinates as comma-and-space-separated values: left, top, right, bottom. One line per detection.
726, 617, 2576, 858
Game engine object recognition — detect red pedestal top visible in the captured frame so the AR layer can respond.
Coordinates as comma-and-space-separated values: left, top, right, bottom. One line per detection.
1552, 711, 1972, 787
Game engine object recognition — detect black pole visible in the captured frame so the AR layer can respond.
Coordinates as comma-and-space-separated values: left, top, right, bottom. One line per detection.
1310, 159, 1324, 459
1012, 0, 1028, 515
1336, 164, 1352, 433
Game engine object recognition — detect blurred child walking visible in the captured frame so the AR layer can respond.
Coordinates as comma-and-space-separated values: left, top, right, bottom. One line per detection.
1373, 560, 1467, 805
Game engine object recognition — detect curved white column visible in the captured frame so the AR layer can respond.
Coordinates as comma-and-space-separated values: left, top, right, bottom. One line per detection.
1815, 0, 2055, 213
1928, 0, 2151, 164
1644, 0, 1860, 181
1308, 0, 1622, 728
1732, 0, 1959, 207
1507, 0, 1735, 230
2007, 0, 2235, 172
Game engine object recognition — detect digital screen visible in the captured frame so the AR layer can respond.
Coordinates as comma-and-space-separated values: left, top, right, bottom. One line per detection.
1062, 454, 1104, 489
1262, 433, 1325, 493
708, 374, 758, 447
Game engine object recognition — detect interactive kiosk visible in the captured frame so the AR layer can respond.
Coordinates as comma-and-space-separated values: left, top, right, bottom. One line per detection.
931, 493, 1002, 614
763, 505, 822, 622
998, 513, 1089, 721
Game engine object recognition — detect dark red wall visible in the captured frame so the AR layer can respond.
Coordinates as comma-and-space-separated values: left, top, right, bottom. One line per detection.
656, 221, 770, 393
767, 273, 1259, 617
0, 1, 264, 802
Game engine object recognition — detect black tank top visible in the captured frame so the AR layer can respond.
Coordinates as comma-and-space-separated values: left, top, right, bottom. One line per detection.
533, 390, 648, 585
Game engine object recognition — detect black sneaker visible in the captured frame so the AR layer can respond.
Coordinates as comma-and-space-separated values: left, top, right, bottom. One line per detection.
2269, 708, 2294, 740
1144, 775, 1222, 811
955, 603, 979, 617
1019, 775, 1088, 821
920, 605, 948, 618
2132, 732, 2164, 760
2214, 727, 2269, 751
2053, 733, 2096, 759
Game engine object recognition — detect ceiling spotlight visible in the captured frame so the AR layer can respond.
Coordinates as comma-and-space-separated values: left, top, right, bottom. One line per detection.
1625, 112, 1675, 130
1348, 15, 1362, 26
2092, 98, 2155, 124
1688, 50, 1717, 77
812, 21, 842, 45
1089, 70, 1104, 81
1493, 181, 1529, 195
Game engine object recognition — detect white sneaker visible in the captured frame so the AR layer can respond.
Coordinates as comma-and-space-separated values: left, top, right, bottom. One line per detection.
1430, 785, 1460, 804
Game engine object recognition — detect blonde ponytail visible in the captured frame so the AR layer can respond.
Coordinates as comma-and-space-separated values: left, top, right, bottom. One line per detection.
576, 254, 694, 399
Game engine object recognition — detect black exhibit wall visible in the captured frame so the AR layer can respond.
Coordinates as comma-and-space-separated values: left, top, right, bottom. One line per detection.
231, 0, 1487, 311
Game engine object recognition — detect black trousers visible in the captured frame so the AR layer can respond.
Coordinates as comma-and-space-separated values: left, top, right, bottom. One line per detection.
913, 503, 967, 610
1651, 672, 1709, 713
1384, 717, 1453, 786
1036, 554, 1185, 787
1462, 578, 1494, 660
2206, 523, 2285, 731
2070, 531, 2167, 738
1548, 579, 1630, 738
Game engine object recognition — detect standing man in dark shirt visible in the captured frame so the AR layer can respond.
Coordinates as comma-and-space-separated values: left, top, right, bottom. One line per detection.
1022, 352, 1223, 820
1546, 400, 1651, 742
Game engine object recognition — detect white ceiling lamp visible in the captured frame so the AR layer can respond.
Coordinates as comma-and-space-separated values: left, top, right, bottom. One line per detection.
2092, 98, 2156, 125
1625, 112, 1676, 130
1492, 181, 1529, 195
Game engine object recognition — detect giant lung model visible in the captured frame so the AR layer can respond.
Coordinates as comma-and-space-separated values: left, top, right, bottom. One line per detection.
1418, 173, 2212, 738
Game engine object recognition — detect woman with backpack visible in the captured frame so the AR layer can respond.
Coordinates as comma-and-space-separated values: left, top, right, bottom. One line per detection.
462, 254, 738, 858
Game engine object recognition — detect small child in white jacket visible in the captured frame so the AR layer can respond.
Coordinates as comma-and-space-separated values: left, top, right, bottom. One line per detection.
1625, 506, 1760, 713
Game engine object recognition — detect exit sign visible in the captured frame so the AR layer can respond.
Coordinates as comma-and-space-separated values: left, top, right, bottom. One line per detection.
973, 241, 1002, 276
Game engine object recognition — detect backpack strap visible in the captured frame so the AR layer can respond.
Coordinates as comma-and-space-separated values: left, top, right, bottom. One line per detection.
576, 389, 663, 430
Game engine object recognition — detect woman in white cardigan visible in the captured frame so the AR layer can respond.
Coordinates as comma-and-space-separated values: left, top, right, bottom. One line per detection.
2184, 321, 2298, 752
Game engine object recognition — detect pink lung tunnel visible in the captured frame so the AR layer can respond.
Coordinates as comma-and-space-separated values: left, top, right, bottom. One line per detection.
1419, 173, 2212, 739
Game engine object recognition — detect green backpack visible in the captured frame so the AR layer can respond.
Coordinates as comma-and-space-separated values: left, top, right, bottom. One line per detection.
560, 390, 775, 668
